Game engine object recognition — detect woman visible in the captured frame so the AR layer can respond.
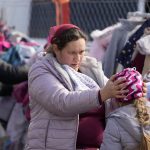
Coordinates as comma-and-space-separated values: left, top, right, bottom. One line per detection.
25, 24, 128, 150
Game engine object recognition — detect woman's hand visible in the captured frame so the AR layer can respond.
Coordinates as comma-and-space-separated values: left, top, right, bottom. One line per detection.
100, 75, 128, 102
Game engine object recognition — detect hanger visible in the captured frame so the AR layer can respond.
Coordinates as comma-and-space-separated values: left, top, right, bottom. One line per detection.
127, 11, 150, 21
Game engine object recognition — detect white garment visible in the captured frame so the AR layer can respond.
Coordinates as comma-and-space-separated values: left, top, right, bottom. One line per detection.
63, 65, 99, 91
136, 34, 150, 55
146, 82, 150, 100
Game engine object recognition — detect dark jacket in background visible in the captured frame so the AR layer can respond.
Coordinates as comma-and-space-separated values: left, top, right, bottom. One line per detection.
0, 59, 28, 84
0, 59, 28, 96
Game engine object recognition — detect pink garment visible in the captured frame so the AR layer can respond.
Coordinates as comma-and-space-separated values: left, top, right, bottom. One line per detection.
89, 24, 120, 61
89, 34, 112, 61
0, 33, 11, 51
115, 68, 143, 102
19, 41, 40, 47
13, 81, 30, 121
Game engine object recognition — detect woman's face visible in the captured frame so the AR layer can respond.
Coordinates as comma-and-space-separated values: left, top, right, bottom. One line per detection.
54, 38, 86, 71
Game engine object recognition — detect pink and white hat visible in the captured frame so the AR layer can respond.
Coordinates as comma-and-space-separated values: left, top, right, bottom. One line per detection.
115, 68, 143, 102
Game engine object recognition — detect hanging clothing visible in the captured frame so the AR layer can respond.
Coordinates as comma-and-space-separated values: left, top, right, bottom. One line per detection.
103, 18, 143, 77
89, 24, 119, 62
116, 18, 150, 68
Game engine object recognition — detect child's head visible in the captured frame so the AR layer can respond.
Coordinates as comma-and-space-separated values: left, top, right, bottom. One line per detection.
115, 68, 150, 126
115, 68, 143, 103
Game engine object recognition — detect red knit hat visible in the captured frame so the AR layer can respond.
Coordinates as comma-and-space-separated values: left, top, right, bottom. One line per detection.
47, 24, 80, 44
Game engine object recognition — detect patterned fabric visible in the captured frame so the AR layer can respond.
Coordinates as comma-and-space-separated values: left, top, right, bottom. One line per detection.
115, 68, 143, 102
0, 45, 24, 66
0, 33, 11, 51
116, 18, 150, 67
63, 65, 99, 91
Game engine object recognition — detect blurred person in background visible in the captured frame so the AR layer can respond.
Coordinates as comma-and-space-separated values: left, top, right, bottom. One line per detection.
0, 58, 28, 130
0, 58, 29, 149
25, 24, 129, 150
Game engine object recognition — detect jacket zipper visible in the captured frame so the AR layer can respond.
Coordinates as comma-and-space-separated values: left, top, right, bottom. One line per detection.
45, 120, 50, 148
74, 115, 79, 150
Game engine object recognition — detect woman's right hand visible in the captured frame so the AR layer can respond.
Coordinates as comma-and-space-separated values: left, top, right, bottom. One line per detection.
100, 74, 129, 102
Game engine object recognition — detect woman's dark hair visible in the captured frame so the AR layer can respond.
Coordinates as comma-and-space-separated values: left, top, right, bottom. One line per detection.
46, 28, 88, 53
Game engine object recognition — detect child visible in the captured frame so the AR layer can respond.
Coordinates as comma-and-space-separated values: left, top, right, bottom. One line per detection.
100, 68, 150, 150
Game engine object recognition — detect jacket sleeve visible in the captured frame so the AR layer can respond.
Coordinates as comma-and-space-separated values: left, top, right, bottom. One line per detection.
28, 64, 101, 117
0, 59, 28, 84
100, 118, 122, 150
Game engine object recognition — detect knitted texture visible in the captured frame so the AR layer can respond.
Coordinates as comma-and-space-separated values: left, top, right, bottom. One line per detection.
115, 68, 143, 102
63, 65, 99, 91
